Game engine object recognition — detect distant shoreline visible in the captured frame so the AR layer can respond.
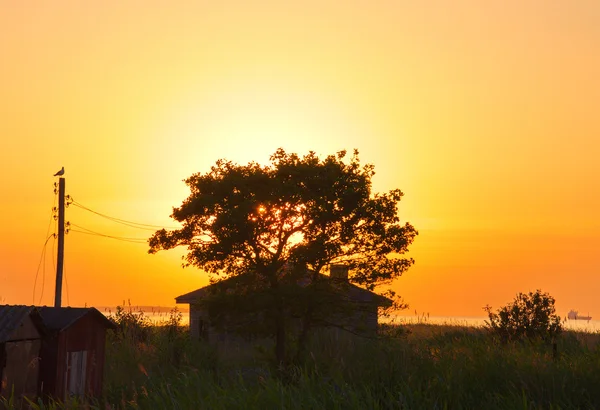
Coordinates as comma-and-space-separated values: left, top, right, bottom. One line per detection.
96, 305, 189, 314
391, 315, 600, 332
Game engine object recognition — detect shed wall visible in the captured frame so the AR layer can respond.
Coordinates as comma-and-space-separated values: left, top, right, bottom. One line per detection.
4, 315, 41, 342
40, 313, 108, 400
0, 315, 42, 402
1, 339, 41, 401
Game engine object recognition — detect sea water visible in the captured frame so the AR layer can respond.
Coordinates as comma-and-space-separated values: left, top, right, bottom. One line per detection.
390, 314, 600, 332
98, 307, 600, 333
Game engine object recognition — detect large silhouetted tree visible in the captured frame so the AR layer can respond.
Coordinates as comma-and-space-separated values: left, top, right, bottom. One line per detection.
149, 149, 417, 364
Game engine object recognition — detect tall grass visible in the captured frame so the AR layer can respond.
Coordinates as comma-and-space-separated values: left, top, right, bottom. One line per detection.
3, 314, 600, 409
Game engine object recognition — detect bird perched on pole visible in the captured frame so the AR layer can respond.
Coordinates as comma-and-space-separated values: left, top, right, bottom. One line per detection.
54, 167, 65, 176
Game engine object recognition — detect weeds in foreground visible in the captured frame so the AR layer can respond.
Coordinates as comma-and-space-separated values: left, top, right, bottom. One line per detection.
3, 314, 600, 409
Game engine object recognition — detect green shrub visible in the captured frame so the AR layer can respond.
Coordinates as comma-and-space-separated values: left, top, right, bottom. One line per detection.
108, 304, 152, 344
484, 289, 563, 343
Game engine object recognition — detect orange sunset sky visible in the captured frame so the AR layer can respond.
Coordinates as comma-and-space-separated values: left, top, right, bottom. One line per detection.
1, 1, 599, 318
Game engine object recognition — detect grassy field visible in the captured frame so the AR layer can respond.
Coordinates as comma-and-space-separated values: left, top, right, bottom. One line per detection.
4, 312, 600, 409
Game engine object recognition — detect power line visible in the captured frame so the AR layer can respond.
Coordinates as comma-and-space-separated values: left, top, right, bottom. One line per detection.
68, 198, 180, 230
69, 223, 149, 243
33, 234, 55, 305
47, 234, 58, 305
70, 222, 148, 241
39, 242, 47, 305
70, 229, 147, 244
44, 195, 170, 301
33, 189, 58, 305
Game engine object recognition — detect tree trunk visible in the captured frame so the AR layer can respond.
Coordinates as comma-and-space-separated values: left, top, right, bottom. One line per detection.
294, 272, 324, 363
294, 308, 313, 363
269, 269, 287, 367
275, 310, 286, 366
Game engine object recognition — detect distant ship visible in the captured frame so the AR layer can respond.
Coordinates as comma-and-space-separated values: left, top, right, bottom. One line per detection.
567, 310, 592, 321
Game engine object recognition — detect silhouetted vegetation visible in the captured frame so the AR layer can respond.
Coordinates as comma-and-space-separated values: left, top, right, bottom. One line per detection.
149, 149, 418, 364
89, 322, 600, 409
5, 311, 600, 409
484, 289, 563, 343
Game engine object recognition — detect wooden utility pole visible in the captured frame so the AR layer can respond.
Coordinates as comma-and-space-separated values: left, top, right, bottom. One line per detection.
54, 177, 65, 307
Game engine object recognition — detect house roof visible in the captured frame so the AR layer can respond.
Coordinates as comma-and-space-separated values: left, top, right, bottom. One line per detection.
345, 283, 392, 306
0, 305, 44, 343
175, 273, 251, 303
175, 272, 392, 307
176, 287, 210, 304
37, 307, 116, 331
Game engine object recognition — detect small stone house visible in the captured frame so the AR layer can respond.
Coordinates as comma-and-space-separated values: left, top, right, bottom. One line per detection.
0, 305, 45, 402
175, 265, 391, 342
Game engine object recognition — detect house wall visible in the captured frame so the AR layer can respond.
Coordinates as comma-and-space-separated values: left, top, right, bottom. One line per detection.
346, 305, 379, 335
189, 307, 201, 340
187, 302, 380, 352
189, 306, 214, 342
189, 305, 259, 349
306, 302, 379, 337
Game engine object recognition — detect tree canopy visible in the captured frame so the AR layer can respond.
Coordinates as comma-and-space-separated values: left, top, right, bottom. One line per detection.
149, 148, 417, 363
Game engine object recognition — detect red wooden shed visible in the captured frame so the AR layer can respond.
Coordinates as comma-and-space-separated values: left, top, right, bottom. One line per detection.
0, 305, 45, 403
37, 307, 115, 400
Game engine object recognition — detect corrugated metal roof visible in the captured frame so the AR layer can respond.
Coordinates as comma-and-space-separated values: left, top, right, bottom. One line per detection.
1, 305, 115, 343
0, 305, 37, 343
37, 307, 116, 331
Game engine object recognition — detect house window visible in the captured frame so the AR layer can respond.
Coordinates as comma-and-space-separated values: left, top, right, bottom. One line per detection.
65, 350, 87, 398
198, 319, 208, 341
